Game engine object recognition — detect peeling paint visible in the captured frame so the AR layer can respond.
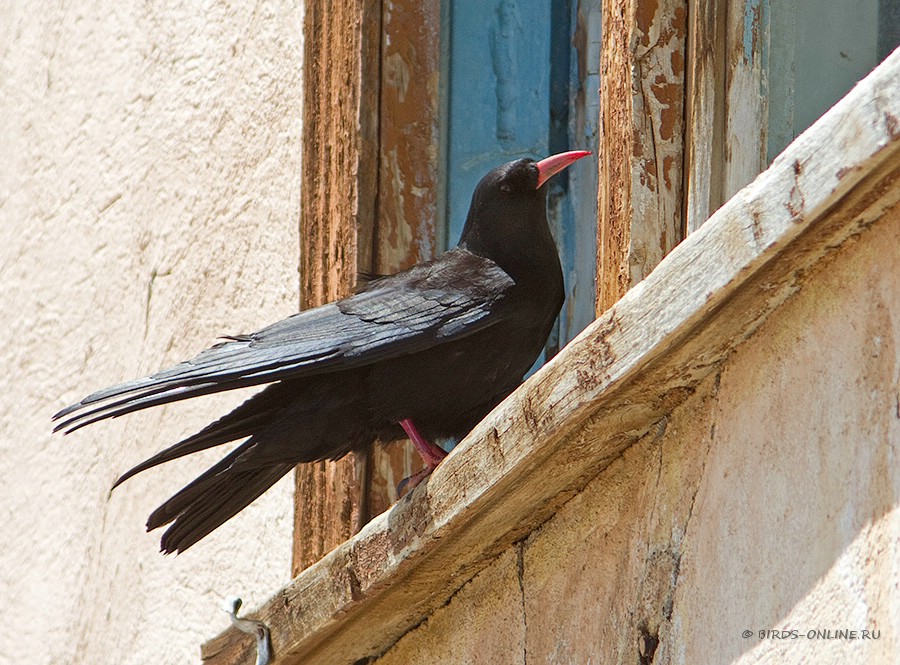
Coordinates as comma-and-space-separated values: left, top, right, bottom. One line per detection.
384, 51, 410, 103
377, 0, 440, 275
662, 154, 675, 191
670, 46, 684, 77
742, 0, 768, 65
636, 0, 660, 48
650, 79, 682, 141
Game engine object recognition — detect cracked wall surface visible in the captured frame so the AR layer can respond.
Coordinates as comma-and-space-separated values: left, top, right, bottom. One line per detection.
373, 205, 900, 663
0, 3, 304, 663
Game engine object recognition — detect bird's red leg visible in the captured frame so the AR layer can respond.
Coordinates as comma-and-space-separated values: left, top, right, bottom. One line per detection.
397, 418, 448, 494
400, 418, 447, 466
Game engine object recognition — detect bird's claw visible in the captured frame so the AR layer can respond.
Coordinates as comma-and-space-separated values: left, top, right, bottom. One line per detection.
397, 465, 436, 497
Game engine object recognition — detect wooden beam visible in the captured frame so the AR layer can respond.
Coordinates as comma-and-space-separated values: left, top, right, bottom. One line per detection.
203, 44, 900, 665
375, 0, 441, 275
597, 0, 688, 313
292, 0, 382, 576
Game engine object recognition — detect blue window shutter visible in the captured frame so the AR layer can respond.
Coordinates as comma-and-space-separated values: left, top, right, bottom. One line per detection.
443, 0, 600, 360
444, 0, 553, 246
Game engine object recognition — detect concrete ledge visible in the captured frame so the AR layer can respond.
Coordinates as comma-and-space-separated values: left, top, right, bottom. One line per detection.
202, 50, 900, 665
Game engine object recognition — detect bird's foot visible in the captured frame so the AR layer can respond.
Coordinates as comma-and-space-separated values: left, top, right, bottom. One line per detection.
397, 465, 436, 497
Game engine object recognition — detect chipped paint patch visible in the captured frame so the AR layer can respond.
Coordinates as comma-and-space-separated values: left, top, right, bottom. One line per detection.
636, 0, 660, 48
384, 51, 410, 103
742, 0, 768, 66
650, 76, 682, 141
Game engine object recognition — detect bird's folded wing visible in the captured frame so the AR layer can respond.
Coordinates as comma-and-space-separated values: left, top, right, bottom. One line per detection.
53, 250, 515, 433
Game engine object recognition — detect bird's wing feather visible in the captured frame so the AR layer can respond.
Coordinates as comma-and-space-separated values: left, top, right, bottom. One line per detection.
53, 249, 515, 433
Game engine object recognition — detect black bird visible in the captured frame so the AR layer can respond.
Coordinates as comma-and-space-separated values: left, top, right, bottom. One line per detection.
53, 150, 590, 553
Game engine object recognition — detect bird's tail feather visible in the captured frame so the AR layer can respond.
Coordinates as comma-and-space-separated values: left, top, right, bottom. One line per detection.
53, 376, 261, 435
146, 437, 295, 553
111, 384, 286, 489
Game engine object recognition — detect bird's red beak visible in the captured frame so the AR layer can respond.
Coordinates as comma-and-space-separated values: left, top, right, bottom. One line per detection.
535, 150, 591, 189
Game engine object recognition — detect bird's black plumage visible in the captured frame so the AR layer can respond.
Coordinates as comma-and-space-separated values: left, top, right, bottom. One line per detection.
53, 151, 589, 553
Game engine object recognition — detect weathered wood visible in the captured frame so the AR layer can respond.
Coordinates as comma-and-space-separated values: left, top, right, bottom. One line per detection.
565, 4, 603, 341
375, 0, 441, 274
367, 0, 443, 520
293, 0, 444, 569
684, 0, 776, 233
292, 0, 382, 576
684, 0, 727, 232
723, 0, 769, 198
202, 47, 900, 665
597, 0, 687, 313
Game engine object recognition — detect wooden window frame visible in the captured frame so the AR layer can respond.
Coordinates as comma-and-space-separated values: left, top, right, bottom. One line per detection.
291, 0, 443, 575
290, 0, 792, 583
239, 0, 716, 643
289, 0, 899, 578
292, 0, 609, 574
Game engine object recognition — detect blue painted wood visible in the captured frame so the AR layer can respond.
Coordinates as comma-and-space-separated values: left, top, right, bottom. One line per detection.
565, 2, 602, 345
443, 0, 600, 359
444, 0, 553, 247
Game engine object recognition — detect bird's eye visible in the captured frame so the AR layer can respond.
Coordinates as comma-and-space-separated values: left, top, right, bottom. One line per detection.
499, 182, 512, 194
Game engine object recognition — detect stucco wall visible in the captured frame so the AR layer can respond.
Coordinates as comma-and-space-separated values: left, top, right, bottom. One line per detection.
375, 207, 900, 662
1, 3, 304, 663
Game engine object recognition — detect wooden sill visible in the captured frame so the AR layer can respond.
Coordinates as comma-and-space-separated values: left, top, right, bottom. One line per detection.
202, 50, 900, 665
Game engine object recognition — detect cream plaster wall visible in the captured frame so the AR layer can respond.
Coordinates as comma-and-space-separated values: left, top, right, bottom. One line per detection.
375, 203, 900, 662
1, 2, 304, 663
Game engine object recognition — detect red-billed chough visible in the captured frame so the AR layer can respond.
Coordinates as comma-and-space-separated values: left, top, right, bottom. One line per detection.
53, 150, 590, 553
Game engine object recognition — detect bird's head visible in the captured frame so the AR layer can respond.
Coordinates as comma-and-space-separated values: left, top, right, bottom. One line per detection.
458, 150, 591, 274
469, 149, 591, 202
